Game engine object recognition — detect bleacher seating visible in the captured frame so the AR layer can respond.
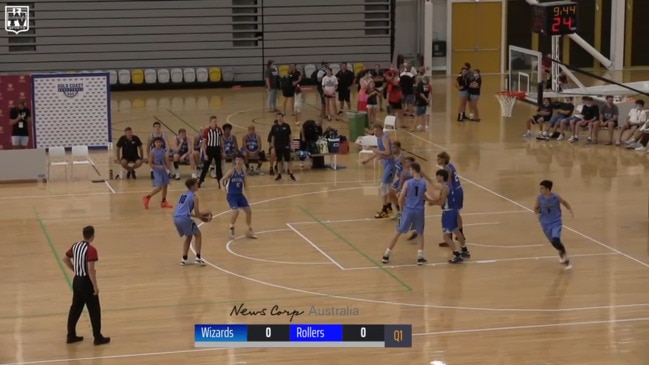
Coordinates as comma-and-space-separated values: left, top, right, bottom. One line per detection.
170, 68, 183, 83
144, 69, 157, 84
196, 68, 209, 82
118, 70, 131, 84
183, 68, 196, 83
131, 69, 144, 84
157, 69, 170, 83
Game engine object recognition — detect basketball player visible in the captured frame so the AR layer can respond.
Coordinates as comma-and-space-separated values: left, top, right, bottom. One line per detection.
533, 180, 573, 269
143, 138, 173, 209
381, 162, 430, 265
363, 124, 395, 218
241, 125, 265, 175
431, 169, 468, 264
220, 155, 257, 239
221, 123, 239, 168
171, 128, 195, 180
436, 152, 465, 247
146, 121, 170, 179
173, 178, 207, 266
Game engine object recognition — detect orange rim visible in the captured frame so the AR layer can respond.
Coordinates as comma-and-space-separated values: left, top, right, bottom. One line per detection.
497, 91, 526, 100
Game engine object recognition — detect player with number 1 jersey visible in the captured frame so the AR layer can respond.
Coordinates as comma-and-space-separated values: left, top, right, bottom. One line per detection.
220, 155, 257, 240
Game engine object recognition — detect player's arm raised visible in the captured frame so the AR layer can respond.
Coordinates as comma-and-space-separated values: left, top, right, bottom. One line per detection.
557, 195, 574, 217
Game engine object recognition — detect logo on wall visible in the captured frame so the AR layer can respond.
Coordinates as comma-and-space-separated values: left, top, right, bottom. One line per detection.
57, 83, 84, 98
4, 6, 29, 35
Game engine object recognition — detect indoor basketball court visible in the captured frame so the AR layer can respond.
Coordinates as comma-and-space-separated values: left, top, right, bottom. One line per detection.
1, 68, 649, 365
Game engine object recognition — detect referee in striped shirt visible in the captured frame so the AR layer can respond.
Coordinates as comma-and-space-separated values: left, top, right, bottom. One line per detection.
63, 226, 110, 345
198, 115, 223, 187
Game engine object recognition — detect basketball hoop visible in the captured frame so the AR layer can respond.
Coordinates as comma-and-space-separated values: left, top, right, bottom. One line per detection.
495, 91, 525, 117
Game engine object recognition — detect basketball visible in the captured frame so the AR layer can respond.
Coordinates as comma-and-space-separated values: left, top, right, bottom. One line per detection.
426, 190, 440, 204
200, 211, 213, 222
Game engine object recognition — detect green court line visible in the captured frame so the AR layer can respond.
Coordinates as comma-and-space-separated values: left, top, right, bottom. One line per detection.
0, 288, 408, 321
298, 206, 413, 292
35, 209, 72, 289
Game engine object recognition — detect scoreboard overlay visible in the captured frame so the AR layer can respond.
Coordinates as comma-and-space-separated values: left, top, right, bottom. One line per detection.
194, 324, 412, 348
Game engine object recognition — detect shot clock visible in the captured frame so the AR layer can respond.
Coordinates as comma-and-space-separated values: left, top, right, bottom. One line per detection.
531, 1, 578, 36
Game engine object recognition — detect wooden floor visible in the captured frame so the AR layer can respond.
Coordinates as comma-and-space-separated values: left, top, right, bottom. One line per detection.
1, 73, 649, 365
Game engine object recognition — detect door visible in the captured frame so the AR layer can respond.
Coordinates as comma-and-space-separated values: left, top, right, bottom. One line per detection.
451, 1, 503, 74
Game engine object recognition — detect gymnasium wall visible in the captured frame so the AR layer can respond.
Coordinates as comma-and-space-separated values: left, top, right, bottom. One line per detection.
0, 0, 392, 82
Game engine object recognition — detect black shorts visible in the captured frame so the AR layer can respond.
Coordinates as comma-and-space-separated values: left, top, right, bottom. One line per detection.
532, 114, 551, 123
389, 101, 402, 110
282, 88, 295, 98
121, 155, 140, 163
338, 88, 350, 102
275, 146, 291, 162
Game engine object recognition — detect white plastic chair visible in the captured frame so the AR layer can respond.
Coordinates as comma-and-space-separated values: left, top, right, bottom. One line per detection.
383, 115, 397, 134
71, 145, 94, 178
157, 69, 170, 83
170, 68, 183, 83
183, 68, 196, 83
108, 70, 118, 85
118, 70, 131, 84
222, 67, 234, 82
144, 69, 157, 84
47, 147, 69, 181
304, 64, 316, 79
357, 135, 378, 167
196, 67, 209, 82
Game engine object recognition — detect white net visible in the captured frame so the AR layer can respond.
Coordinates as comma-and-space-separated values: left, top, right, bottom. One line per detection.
496, 92, 520, 118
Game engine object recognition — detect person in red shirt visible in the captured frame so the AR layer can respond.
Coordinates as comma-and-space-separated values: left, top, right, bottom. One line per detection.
63, 226, 110, 345
386, 77, 403, 127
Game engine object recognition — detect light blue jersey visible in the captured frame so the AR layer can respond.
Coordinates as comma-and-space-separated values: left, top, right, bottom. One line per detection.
377, 135, 395, 185
174, 191, 195, 218
538, 193, 562, 225
151, 147, 166, 166
404, 177, 426, 211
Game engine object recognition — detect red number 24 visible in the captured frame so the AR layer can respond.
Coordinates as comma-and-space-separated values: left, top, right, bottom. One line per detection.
552, 17, 573, 32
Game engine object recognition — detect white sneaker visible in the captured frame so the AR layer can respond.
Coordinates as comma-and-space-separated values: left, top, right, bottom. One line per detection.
556, 134, 564, 141
191, 173, 197, 178
180, 259, 190, 266
174, 172, 181, 180
246, 229, 258, 239
568, 136, 577, 143
194, 258, 205, 265
229, 226, 235, 239
635, 145, 647, 151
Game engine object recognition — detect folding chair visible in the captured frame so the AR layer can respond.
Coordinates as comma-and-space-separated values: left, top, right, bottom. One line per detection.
47, 146, 69, 181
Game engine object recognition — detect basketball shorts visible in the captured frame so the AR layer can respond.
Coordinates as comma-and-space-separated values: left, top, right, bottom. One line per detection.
11, 136, 29, 146
226, 194, 250, 210
152, 169, 170, 187
174, 217, 199, 237
441, 209, 459, 234
541, 221, 563, 241
397, 209, 425, 235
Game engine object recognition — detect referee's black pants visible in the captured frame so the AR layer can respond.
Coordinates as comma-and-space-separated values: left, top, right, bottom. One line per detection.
67, 276, 102, 338
199, 146, 223, 185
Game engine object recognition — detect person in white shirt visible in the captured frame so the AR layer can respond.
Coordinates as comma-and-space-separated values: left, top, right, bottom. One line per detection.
617, 99, 647, 146
321, 68, 339, 120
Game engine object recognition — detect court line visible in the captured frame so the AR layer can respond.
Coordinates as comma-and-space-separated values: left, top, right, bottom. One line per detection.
412, 316, 649, 337
402, 130, 649, 269
103, 180, 116, 194
297, 206, 413, 291
194, 188, 649, 313
469, 242, 543, 249
342, 252, 616, 271
225, 228, 332, 265
225, 106, 261, 131
286, 223, 345, 270
5, 316, 649, 365
286, 210, 528, 225
0, 179, 376, 201
34, 209, 72, 289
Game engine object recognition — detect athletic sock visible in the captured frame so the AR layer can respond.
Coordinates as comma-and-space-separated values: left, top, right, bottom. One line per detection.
417, 250, 424, 259
453, 250, 461, 257
396, 204, 400, 212
461, 246, 469, 252
182, 255, 188, 260
384, 249, 391, 256
196, 253, 201, 259
173, 162, 179, 169
387, 203, 392, 210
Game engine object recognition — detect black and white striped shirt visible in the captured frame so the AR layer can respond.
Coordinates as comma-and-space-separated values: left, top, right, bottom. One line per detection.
65, 240, 98, 277
202, 127, 222, 148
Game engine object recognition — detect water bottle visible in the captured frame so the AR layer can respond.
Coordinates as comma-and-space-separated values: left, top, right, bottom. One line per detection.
109, 169, 113, 180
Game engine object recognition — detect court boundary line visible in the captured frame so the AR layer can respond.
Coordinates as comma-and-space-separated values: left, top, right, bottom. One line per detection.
226, 228, 333, 266
285, 223, 345, 270
286, 210, 527, 225
5, 312, 649, 365
403, 130, 649, 269
5, 315, 649, 365
342, 252, 616, 270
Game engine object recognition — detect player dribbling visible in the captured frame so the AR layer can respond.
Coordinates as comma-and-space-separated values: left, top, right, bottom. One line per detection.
173, 178, 209, 266
534, 180, 573, 269
220, 155, 257, 239
430, 169, 469, 264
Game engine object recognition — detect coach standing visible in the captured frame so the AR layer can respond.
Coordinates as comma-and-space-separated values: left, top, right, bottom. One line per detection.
198, 116, 223, 188
271, 113, 296, 181
63, 226, 110, 345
